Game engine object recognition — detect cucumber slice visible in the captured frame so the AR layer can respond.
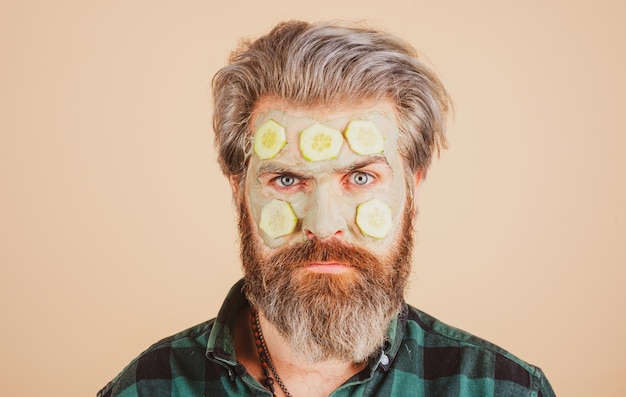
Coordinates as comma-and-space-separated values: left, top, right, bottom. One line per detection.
299, 123, 343, 162
254, 119, 287, 159
355, 198, 392, 239
344, 120, 385, 155
259, 199, 298, 239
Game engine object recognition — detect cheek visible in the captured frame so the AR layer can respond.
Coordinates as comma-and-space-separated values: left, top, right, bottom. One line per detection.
353, 180, 408, 247
247, 190, 294, 249
258, 199, 298, 240
355, 198, 394, 239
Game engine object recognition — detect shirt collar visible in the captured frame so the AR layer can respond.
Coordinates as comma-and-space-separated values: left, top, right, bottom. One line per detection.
205, 279, 248, 367
372, 303, 408, 372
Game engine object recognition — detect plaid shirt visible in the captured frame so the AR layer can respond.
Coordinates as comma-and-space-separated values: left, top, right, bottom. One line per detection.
99, 280, 555, 396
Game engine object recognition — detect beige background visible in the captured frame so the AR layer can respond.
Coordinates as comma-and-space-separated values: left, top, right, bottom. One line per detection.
1, 0, 624, 396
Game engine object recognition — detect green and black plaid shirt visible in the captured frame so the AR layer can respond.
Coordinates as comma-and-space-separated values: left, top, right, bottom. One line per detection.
99, 280, 555, 396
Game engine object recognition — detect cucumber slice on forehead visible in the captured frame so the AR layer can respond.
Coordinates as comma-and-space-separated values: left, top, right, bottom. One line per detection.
254, 119, 287, 159
355, 198, 392, 239
344, 120, 385, 155
259, 199, 298, 239
299, 123, 343, 162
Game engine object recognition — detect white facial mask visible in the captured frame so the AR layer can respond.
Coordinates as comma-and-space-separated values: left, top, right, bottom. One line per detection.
245, 104, 408, 253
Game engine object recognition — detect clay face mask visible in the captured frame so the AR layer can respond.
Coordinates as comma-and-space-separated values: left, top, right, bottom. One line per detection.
245, 103, 408, 253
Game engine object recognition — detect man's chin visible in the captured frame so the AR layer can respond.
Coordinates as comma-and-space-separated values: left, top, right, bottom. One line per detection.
245, 262, 404, 363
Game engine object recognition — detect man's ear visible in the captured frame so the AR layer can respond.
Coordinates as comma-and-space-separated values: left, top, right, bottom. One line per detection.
410, 170, 423, 216
415, 170, 423, 187
229, 175, 240, 201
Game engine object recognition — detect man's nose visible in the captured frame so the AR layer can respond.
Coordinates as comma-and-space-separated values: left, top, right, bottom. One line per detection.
302, 183, 347, 241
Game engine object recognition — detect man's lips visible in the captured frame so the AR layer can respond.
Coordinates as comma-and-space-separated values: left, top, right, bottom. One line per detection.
306, 262, 351, 274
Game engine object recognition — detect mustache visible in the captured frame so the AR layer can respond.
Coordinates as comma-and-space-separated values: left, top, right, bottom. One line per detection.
258, 239, 381, 270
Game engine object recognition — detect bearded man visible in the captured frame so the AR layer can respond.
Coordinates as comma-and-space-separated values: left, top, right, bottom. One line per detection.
98, 20, 556, 397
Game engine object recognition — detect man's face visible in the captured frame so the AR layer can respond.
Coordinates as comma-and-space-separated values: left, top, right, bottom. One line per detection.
244, 98, 412, 255
236, 98, 419, 362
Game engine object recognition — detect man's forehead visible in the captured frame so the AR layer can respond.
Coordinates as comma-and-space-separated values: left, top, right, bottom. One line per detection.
247, 99, 404, 173
250, 98, 399, 135
251, 112, 399, 143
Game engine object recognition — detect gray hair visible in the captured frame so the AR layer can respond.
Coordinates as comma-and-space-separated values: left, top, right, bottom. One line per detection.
212, 20, 452, 178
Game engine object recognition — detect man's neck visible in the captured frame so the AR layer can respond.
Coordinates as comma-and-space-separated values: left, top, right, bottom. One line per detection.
234, 307, 367, 397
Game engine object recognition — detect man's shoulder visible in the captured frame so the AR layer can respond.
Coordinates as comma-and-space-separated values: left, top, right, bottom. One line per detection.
142, 318, 216, 351
404, 304, 526, 356
97, 319, 216, 397
395, 305, 555, 396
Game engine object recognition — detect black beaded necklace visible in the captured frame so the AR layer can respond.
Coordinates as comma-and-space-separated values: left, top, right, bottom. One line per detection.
251, 307, 293, 397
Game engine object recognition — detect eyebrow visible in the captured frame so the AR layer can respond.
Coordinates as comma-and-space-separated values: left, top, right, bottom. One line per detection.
257, 164, 312, 180
258, 164, 300, 175
332, 156, 390, 174
258, 155, 390, 177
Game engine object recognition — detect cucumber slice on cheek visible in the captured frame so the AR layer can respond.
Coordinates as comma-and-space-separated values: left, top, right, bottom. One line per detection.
356, 198, 392, 239
299, 123, 344, 162
259, 199, 298, 239
254, 119, 287, 159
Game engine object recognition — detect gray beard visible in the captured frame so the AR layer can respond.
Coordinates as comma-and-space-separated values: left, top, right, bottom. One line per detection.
237, 198, 414, 363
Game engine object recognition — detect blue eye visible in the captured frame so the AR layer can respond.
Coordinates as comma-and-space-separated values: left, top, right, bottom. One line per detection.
351, 172, 371, 186
278, 175, 297, 187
